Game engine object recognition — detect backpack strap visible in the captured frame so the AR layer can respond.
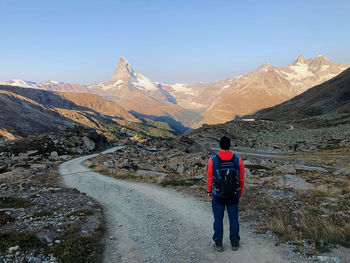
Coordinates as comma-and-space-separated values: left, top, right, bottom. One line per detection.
211, 155, 219, 178
216, 154, 223, 164
233, 155, 240, 172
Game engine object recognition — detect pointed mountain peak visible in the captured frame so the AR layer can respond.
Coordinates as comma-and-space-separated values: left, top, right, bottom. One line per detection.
255, 62, 272, 73
119, 56, 129, 64
111, 57, 138, 82
294, 54, 306, 64
314, 55, 330, 62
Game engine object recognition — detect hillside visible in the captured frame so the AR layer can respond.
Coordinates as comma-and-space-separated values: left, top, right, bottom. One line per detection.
0, 85, 178, 141
250, 67, 350, 121
0, 88, 74, 139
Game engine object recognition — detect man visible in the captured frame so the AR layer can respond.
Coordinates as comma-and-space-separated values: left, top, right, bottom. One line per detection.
207, 136, 245, 252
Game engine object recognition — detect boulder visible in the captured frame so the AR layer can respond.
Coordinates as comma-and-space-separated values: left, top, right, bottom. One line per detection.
275, 174, 314, 190
0, 164, 8, 173
243, 159, 254, 165
276, 164, 296, 174
8, 246, 20, 254
244, 168, 252, 178
26, 150, 39, 156
316, 184, 328, 193
169, 161, 179, 171
11, 153, 29, 162
50, 151, 59, 158
59, 155, 71, 161
82, 136, 95, 151
49, 151, 59, 161
30, 163, 48, 170
0, 152, 11, 158
36, 230, 56, 243
294, 164, 327, 173
177, 164, 186, 175
186, 143, 210, 154
76, 147, 84, 154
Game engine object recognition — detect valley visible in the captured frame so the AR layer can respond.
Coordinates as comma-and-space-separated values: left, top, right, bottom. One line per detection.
1, 55, 349, 133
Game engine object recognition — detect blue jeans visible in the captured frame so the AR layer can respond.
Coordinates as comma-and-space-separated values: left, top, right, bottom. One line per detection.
212, 195, 240, 243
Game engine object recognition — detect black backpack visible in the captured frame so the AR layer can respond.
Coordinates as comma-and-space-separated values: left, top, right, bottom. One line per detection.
213, 155, 240, 197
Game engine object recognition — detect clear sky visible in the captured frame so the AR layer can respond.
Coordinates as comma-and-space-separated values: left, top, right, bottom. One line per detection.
1, 0, 350, 84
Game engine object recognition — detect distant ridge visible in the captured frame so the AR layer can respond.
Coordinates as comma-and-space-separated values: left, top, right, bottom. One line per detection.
249, 68, 350, 120
0, 85, 141, 140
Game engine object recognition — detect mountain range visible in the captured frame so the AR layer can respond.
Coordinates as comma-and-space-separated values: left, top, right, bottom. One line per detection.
249, 67, 350, 121
1, 55, 349, 129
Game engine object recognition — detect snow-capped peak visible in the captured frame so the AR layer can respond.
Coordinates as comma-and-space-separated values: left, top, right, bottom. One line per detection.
292, 54, 307, 65
105, 57, 158, 91
111, 57, 139, 83
0, 79, 42, 89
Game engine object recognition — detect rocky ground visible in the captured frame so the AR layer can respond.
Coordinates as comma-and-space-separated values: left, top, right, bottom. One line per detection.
0, 126, 108, 263
188, 120, 350, 152
1, 119, 349, 262
86, 133, 350, 262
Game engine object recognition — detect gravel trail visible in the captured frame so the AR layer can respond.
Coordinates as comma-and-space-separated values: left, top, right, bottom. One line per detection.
59, 147, 298, 263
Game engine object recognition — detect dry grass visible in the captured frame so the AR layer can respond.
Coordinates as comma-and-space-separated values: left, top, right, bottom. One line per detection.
266, 209, 350, 251
34, 166, 60, 186
92, 165, 108, 173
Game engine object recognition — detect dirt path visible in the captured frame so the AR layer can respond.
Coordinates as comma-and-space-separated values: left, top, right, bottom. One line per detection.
59, 148, 302, 263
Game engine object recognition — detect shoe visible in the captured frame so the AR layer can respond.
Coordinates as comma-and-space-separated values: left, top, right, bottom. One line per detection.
213, 240, 224, 252
231, 240, 239, 251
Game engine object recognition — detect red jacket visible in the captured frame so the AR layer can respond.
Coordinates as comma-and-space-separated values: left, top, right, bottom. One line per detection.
207, 151, 245, 197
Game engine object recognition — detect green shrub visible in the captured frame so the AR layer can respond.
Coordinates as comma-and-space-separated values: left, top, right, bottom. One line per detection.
0, 197, 33, 208
0, 232, 42, 252
51, 235, 102, 263
0, 212, 14, 224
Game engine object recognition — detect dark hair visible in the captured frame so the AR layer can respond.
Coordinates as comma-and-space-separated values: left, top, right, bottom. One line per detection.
219, 136, 231, 150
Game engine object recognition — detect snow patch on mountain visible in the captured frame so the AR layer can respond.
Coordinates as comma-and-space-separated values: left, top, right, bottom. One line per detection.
0, 79, 42, 89
133, 73, 158, 91
170, 83, 194, 95
321, 65, 330, 71
47, 81, 60, 85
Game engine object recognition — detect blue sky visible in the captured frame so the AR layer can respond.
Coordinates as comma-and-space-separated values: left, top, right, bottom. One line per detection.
1, 0, 349, 84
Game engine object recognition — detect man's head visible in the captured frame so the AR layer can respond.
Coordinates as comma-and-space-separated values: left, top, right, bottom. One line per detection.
219, 136, 231, 150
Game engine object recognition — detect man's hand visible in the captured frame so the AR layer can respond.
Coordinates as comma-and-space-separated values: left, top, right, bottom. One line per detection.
207, 192, 213, 199
238, 193, 242, 201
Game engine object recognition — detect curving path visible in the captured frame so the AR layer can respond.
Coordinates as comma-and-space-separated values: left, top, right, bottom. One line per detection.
59, 147, 302, 263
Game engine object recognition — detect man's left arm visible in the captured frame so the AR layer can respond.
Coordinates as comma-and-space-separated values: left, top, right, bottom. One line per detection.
207, 158, 213, 199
